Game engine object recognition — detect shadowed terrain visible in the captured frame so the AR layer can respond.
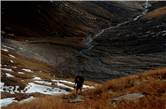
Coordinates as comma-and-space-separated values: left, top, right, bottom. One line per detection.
1, 1, 166, 81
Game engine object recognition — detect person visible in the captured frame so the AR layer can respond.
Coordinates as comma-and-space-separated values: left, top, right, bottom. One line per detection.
74, 75, 84, 95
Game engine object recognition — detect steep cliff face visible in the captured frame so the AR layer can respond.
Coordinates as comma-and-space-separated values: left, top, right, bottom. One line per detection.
1, 1, 166, 81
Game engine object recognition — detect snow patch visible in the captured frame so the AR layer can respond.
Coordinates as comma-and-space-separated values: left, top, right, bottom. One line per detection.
0, 82, 5, 92
9, 54, 15, 58
0, 98, 16, 107
52, 80, 94, 89
1, 68, 13, 72
22, 68, 33, 73
6, 73, 14, 77
56, 82, 74, 90
0, 78, 95, 96
34, 80, 51, 85
18, 72, 24, 74
1, 48, 8, 52
24, 83, 68, 95
34, 80, 74, 90
0, 85, 20, 94
33, 77, 41, 80
83, 84, 94, 89
10, 60, 14, 63
52, 80, 75, 85
0, 82, 5, 86
59, 80, 75, 85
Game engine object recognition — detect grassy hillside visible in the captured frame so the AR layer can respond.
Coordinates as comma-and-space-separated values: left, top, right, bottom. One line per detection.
3, 68, 166, 109
1, 48, 97, 102
144, 6, 166, 19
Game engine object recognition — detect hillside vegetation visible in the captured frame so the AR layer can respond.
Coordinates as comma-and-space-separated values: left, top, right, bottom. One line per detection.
3, 68, 166, 109
145, 6, 166, 19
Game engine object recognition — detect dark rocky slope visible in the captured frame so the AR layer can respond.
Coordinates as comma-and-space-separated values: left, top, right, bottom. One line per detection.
1, 1, 166, 81
2, 1, 145, 48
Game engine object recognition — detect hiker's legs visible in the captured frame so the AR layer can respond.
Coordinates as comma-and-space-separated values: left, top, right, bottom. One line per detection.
75, 87, 80, 95
75, 88, 78, 95
78, 89, 81, 94
77, 88, 83, 95
75, 88, 81, 95
79, 88, 82, 94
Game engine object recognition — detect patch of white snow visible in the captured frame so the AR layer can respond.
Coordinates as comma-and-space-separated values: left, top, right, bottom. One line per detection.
0, 98, 16, 107
24, 83, 68, 95
18, 72, 24, 74
22, 68, 33, 73
9, 54, 15, 58
10, 60, 14, 63
83, 85, 94, 89
1, 48, 8, 52
56, 82, 74, 90
33, 77, 41, 80
34, 80, 51, 85
0, 82, 5, 92
1, 68, 13, 72
6, 73, 14, 77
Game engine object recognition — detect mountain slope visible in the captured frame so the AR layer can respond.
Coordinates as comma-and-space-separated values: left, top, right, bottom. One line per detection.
1, 1, 166, 81
3, 68, 166, 109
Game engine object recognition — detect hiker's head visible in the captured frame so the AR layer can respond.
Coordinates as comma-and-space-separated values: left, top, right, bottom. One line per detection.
77, 77, 80, 81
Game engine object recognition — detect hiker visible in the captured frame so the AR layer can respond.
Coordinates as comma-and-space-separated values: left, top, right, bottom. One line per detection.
74, 75, 84, 95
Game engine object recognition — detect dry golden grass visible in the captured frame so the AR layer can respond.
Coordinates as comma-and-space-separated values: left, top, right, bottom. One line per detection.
1, 50, 59, 101
3, 67, 166, 109
1, 50, 55, 90
144, 6, 166, 19
1, 50, 54, 74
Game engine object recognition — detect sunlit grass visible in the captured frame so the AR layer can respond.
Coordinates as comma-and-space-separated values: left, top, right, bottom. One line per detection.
145, 6, 166, 19
3, 67, 166, 109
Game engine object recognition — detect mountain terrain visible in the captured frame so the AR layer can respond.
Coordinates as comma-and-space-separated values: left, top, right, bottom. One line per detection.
1, 1, 166, 81
1, 1, 166, 108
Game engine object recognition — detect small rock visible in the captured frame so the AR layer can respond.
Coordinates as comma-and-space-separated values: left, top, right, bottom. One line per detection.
112, 93, 144, 101
69, 95, 84, 103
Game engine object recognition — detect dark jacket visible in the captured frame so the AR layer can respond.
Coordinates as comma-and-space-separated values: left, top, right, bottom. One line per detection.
74, 75, 84, 89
